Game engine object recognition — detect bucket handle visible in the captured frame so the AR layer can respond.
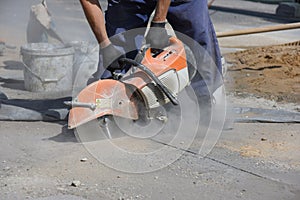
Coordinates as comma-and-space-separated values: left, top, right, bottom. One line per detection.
22, 61, 65, 83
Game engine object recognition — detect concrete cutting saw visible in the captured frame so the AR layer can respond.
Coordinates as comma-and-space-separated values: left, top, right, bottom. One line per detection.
65, 37, 196, 138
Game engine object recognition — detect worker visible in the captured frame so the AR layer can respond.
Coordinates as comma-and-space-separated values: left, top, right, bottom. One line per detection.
80, 0, 223, 106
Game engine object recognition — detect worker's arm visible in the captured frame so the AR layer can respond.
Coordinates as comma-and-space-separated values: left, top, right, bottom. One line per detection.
153, 0, 171, 22
80, 0, 124, 72
79, 0, 110, 48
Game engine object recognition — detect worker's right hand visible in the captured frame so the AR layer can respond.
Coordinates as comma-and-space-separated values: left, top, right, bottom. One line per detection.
145, 21, 170, 50
101, 44, 125, 72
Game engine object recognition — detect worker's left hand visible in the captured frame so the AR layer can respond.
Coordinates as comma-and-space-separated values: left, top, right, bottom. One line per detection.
101, 44, 125, 72
145, 21, 170, 49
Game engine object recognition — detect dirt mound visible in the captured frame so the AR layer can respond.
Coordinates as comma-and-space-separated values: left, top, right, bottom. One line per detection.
224, 43, 300, 103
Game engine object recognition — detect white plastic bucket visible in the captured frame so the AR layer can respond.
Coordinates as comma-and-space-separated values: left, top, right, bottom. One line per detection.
21, 43, 74, 92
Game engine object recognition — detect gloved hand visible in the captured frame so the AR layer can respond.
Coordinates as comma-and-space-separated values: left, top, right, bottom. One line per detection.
101, 44, 125, 72
145, 21, 170, 49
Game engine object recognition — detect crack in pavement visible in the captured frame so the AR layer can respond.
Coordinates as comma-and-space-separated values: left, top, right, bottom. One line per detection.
151, 138, 289, 185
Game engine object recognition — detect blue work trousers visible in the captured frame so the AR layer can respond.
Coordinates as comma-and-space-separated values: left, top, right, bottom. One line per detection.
100, 0, 222, 96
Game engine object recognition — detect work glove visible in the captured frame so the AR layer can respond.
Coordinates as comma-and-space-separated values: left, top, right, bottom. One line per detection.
101, 44, 125, 73
145, 21, 170, 50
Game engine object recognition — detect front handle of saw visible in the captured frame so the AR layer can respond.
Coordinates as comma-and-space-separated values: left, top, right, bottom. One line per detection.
119, 58, 179, 106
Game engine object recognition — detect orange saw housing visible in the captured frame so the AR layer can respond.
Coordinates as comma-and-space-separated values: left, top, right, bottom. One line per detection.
68, 37, 190, 129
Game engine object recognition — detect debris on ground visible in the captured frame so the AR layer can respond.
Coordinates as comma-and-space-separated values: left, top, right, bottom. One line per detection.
80, 158, 88, 162
71, 180, 81, 187
224, 42, 300, 103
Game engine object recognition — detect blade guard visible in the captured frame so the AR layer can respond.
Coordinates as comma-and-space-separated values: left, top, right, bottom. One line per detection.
68, 79, 139, 129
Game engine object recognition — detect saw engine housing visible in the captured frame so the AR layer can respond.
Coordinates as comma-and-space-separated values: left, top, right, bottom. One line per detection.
67, 37, 196, 129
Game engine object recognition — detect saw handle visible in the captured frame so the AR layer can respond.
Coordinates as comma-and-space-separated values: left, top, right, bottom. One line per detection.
64, 101, 96, 111
119, 58, 179, 106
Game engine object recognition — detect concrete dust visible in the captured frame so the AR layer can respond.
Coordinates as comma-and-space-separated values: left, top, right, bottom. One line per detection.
1, 0, 300, 199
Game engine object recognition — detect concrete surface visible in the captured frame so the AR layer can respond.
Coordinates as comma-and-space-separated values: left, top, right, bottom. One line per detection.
0, 122, 299, 200
0, 0, 299, 199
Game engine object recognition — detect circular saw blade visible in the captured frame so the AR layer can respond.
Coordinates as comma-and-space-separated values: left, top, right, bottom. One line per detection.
81, 86, 197, 142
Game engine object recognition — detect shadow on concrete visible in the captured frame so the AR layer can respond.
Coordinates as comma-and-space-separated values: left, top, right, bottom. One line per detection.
0, 91, 8, 100
0, 96, 79, 143
0, 97, 71, 121
210, 5, 300, 23
47, 125, 78, 143
0, 76, 25, 90
2, 60, 25, 70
